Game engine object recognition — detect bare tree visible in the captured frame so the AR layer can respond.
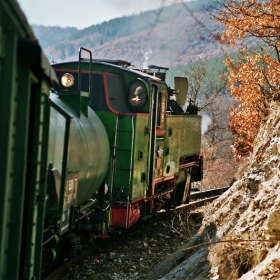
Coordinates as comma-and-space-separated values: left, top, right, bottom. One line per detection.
184, 60, 239, 189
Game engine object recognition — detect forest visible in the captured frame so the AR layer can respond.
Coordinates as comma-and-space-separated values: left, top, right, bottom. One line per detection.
32, 0, 223, 67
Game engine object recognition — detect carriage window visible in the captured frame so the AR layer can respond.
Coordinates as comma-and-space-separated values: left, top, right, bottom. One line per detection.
87, 73, 108, 111
157, 93, 161, 127
157, 93, 166, 128
106, 74, 131, 113
49, 107, 66, 177
128, 80, 148, 111
47, 106, 66, 210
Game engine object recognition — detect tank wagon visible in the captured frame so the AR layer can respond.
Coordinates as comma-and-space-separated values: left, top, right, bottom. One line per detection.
41, 48, 203, 269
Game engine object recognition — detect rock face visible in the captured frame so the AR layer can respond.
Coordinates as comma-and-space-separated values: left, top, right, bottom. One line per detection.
151, 101, 280, 280
205, 101, 280, 279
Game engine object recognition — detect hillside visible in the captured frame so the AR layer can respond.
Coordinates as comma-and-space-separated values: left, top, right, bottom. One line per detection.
32, 25, 78, 49
33, 0, 225, 67
206, 101, 280, 279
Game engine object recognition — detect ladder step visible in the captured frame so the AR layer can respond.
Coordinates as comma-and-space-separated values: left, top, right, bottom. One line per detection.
116, 168, 131, 171
116, 130, 132, 133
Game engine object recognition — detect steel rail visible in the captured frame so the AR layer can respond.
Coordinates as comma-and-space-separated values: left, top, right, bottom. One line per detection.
189, 186, 230, 200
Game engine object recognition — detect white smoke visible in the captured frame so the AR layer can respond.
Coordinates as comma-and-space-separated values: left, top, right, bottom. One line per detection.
142, 49, 152, 69
199, 111, 212, 134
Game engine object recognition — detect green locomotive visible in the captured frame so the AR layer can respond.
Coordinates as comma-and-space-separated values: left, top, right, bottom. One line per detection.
44, 47, 203, 253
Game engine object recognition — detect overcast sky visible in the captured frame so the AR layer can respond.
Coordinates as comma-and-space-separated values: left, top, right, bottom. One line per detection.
17, 0, 187, 29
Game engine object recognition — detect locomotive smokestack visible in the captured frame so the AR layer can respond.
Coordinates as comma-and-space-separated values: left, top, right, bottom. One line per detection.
148, 65, 169, 81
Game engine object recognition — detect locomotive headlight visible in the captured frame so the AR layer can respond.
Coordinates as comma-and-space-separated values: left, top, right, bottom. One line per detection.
128, 80, 148, 111
61, 73, 74, 87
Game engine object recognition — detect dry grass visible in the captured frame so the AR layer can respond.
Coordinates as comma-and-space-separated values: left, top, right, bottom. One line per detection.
208, 233, 269, 279
161, 210, 204, 239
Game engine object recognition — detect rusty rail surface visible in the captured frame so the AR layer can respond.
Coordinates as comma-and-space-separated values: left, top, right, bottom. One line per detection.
189, 186, 230, 200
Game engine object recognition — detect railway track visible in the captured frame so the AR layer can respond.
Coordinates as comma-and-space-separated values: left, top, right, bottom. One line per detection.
189, 186, 229, 200
44, 186, 229, 280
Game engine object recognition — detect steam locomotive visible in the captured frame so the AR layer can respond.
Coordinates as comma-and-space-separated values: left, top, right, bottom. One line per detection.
42, 47, 203, 269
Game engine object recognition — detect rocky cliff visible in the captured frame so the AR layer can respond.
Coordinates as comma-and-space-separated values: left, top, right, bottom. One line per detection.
207, 101, 280, 279
150, 101, 280, 279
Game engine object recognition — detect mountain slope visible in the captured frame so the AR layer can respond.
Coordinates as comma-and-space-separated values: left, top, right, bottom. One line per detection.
33, 0, 224, 67
32, 25, 78, 49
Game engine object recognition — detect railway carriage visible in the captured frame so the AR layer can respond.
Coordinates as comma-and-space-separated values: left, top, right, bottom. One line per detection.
0, 1, 57, 279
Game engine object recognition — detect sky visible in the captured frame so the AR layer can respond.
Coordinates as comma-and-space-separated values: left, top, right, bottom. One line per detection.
17, 0, 186, 29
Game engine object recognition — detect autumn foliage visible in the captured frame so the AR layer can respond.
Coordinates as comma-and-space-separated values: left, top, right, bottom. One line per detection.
214, 0, 280, 159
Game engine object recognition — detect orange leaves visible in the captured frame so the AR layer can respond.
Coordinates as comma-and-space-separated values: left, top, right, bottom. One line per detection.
229, 102, 267, 159
224, 51, 271, 160
212, 0, 280, 160
215, 0, 280, 48
214, 0, 280, 159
